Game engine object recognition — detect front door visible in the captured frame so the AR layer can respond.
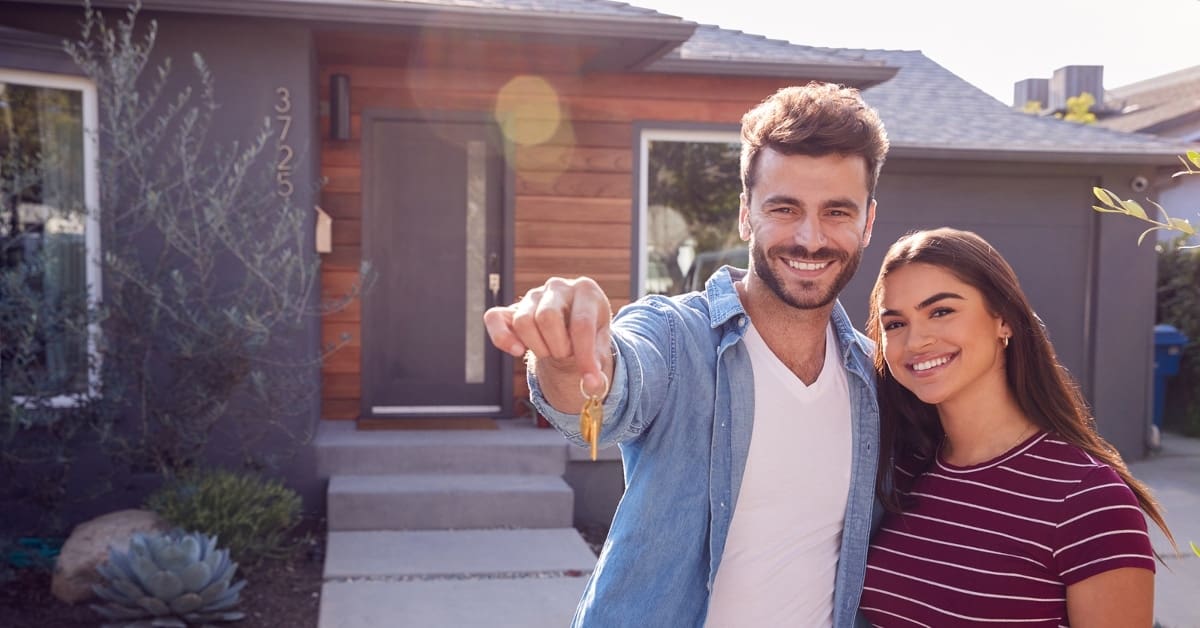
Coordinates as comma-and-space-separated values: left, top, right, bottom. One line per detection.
362, 117, 505, 418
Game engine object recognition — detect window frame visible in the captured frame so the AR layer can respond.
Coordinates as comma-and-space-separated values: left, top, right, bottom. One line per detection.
1, 67, 102, 406
635, 125, 741, 297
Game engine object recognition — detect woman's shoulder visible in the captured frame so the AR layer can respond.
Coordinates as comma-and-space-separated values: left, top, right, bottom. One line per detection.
1016, 433, 1115, 481
1019, 435, 1140, 512
1031, 437, 1154, 581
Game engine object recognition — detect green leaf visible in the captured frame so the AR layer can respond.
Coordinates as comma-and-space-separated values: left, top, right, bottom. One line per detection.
1168, 217, 1197, 236
1093, 187, 1119, 206
143, 570, 184, 601
1121, 199, 1149, 220
178, 560, 212, 591
135, 594, 172, 616
168, 591, 204, 614
1188, 150, 1200, 170
1191, 541, 1200, 558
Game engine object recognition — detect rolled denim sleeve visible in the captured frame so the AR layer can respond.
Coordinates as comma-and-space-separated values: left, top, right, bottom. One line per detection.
528, 298, 674, 448
528, 338, 631, 446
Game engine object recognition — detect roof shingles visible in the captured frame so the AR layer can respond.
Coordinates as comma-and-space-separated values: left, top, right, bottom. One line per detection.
1101, 65, 1200, 135
657, 25, 884, 68
642, 23, 1183, 156
858, 49, 1185, 154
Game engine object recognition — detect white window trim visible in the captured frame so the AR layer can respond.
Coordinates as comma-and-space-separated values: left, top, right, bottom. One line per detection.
637, 128, 741, 297
2, 68, 101, 406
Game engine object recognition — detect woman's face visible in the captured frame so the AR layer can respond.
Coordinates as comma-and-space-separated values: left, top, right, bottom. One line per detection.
876, 262, 1010, 407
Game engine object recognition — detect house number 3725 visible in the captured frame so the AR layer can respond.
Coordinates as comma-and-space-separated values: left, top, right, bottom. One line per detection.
275, 87, 294, 198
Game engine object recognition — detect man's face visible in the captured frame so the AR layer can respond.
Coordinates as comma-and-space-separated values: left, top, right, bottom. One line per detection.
739, 149, 876, 310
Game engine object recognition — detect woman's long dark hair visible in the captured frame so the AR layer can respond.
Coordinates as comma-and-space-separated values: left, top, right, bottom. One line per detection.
866, 228, 1173, 545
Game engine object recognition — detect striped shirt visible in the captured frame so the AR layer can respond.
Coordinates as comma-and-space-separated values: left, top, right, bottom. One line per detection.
860, 432, 1154, 627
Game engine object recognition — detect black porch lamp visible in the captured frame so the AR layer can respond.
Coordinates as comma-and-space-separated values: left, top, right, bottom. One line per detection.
330, 73, 350, 141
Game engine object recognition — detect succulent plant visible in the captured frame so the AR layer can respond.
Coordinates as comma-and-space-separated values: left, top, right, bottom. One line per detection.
90, 529, 247, 627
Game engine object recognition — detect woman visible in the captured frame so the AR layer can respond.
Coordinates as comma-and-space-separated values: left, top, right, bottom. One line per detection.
859, 228, 1174, 627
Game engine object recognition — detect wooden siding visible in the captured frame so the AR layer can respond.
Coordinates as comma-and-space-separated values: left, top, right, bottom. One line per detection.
315, 29, 807, 420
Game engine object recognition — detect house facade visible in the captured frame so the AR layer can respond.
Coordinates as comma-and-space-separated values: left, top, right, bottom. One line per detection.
1098, 65, 1200, 238
1, 0, 1189, 507
1015, 64, 1200, 243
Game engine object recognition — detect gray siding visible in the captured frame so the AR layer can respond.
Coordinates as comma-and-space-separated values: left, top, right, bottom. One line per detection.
0, 5, 325, 520
840, 158, 1157, 460
132, 12, 324, 506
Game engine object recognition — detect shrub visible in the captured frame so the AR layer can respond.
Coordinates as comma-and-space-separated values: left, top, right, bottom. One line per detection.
1157, 239, 1200, 435
146, 468, 301, 568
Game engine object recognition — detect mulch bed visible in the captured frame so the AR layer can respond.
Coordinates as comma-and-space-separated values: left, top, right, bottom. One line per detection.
0, 517, 326, 628
1, 517, 608, 627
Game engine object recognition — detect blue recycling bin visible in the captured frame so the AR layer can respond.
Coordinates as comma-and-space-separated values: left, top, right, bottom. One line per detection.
1153, 324, 1189, 430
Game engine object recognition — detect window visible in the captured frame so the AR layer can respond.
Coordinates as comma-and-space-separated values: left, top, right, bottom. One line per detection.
0, 69, 100, 401
638, 129, 744, 296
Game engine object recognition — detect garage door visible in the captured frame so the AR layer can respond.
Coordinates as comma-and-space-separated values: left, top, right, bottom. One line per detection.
841, 171, 1094, 390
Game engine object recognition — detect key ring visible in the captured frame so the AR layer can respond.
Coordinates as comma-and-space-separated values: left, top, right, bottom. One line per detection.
580, 371, 610, 400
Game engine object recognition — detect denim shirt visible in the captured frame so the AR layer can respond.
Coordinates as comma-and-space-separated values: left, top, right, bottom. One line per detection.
529, 266, 881, 628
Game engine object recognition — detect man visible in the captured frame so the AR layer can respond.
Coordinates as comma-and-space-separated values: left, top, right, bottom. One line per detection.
484, 82, 889, 627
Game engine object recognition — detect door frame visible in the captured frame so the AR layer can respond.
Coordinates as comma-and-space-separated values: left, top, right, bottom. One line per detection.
359, 108, 515, 418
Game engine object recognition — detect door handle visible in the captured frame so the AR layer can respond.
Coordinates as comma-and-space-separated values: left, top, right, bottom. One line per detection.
488, 272, 500, 304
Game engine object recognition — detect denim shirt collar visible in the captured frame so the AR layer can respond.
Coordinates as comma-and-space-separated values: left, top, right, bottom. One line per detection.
704, 265, 874, 367
529, 265, 880, 627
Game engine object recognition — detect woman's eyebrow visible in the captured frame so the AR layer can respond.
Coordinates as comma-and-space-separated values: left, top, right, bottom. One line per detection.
879, 291, 965, 317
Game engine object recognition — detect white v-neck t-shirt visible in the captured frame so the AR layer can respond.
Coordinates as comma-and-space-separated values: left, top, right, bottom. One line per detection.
705, 322, 853, 628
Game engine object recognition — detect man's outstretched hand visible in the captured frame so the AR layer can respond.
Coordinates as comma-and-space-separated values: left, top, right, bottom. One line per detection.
483, 276, 614, 413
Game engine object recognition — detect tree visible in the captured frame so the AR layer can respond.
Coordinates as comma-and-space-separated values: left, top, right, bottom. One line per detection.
1094, 152, 1200, 437
645, 140, 743, 294
1, 25, 101, 525
1058, 92, 1097, 124
1, 1, 368, 526
1020, 91, 1097, 124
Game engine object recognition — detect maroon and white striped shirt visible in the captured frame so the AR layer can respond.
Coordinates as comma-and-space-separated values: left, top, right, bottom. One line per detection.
860, 432, 1154, 627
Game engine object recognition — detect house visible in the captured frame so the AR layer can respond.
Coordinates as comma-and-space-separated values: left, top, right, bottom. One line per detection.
1014, 64, 1200, 241
1102, 64, 1200, 141
1, 0, 1190, 524
1099, 65, 1200, 238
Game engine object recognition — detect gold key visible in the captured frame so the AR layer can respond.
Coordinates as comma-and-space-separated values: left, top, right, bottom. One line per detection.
579, 373, 609, 461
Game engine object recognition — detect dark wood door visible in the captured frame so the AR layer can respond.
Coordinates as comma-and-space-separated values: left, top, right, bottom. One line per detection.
362, 118, 505, 417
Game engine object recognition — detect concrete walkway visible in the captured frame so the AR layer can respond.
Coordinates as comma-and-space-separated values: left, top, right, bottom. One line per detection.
318, 431, 1200, 627
1130, 431, 1200, 628
317, 528, 593, 627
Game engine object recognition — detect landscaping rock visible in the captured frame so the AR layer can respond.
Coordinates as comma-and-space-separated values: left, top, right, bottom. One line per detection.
50, 509, 168, 604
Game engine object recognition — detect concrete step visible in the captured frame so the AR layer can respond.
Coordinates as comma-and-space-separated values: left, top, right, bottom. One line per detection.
318, 576, 588, 628
323, 528, 596, 579
315, 420, 569, 476
327, 474, 574, 531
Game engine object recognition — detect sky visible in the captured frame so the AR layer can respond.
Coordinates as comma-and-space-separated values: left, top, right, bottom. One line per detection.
632, 0, 1200, 104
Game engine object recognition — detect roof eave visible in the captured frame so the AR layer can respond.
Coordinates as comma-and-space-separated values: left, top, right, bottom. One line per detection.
643, 59, 898, 88
891, 144, 1186, 166
1135, 110, 1200, 137
11, 0, 697, 41
9, 0, 697, 72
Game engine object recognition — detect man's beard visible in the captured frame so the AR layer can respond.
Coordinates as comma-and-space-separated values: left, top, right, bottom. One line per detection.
751, 240, 864, 310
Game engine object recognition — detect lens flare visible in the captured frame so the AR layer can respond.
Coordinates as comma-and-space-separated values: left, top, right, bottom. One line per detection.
494, 75, 563, 147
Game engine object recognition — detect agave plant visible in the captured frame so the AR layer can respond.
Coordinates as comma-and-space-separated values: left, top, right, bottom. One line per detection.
90, 529, 246, 627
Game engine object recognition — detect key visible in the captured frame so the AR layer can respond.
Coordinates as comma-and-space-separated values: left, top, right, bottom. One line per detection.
579, 373, 609, 462
580, 396, 602, 461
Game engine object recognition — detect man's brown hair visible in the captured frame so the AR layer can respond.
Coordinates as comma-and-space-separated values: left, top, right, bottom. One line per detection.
740, 82, 889, 201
